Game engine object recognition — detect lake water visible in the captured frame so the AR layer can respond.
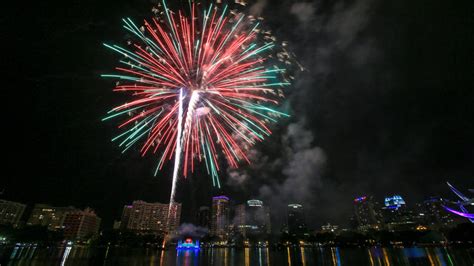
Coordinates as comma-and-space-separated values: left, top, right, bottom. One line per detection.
1, 245, 473, 265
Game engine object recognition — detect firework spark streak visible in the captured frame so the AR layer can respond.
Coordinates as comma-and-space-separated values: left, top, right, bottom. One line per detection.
102, 1, 289, 209
170, 88, 185, 208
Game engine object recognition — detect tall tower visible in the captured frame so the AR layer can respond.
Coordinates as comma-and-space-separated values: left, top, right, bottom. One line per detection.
382, 195, 408, 224
210, 196, 230, 239
121, 200, 181, 235
353, 196, 381, 231
27, 204, 78, 231
421, 197, 454, 229
287, 204, 307, 237
0, 199, 26, 228
63, 208, 101, 240
235, 199, 271, 237
197, 206, 210, 228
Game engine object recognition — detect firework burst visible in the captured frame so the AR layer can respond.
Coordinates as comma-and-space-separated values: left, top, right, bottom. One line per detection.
102, 1, 289, 191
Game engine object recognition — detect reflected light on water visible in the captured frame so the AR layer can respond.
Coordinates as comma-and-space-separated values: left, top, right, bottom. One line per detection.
426, 247, 446, 266
149, 252, 155, 266
368, 249, 375, 266
245, 247, 250, 266
300, 247, 306, 266
212, 247, 216, 265
5, 245, 474, 265
231, 248, 235, 266
266, 247, 270, 266
382, 248, 391, 266
60, 246, 72, 266
286, 247, 291, 266
336, 248, 342, 266
425, 248, 436, 265
434, 248, 447, 265
331, 247, 342, 266
10, 246, 19, 259
224, 247, 228, 266
159, 249, 165, 266
184, 250, 190, 266
369, 248, 384, 266
444, 247, 454, 265
176, 249, 200, 266
104, 245, 110, 260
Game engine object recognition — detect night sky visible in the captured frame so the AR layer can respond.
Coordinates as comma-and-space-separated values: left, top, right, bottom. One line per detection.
3, 0, 473, 229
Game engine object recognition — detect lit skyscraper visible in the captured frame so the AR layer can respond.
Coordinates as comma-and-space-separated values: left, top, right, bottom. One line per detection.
27, 204, 78, 231
120, 200, 181, 235
382, 195, 415, 230
382, 195, 408, 224
321, 223, 339, 233
353, 196, 382, 231
420, 197, 455, 229
119, 204, 132, 230
287, 204, 308, 237
0, 199, 26, 228
235, 199, 271, 238
63, 208, 101, 240
210, 196, 230, 239
384, 195, 406, 209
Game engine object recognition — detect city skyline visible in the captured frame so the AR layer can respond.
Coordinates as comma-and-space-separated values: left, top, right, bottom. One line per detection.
3, 0, 473, 232
1, 0, 472, 264
2, 188, 470, 234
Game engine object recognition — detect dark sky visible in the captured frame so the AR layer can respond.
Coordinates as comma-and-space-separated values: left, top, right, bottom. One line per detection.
3, 0, 473, 229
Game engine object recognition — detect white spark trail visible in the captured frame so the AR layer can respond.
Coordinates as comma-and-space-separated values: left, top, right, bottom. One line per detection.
168, 88, 184, 223
168, 89, 200, 231
181, 91, 200, 146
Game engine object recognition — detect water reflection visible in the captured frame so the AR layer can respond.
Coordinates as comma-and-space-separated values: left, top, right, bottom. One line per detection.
1, 245, 473, 266
266, 247, 270, 266
60, 246, 71, 266
245, 247, 250, 266
300, 247, 306, 266
224, 247, 228, 266
176, 249, 199, 266
330, 247, 342, 266
160, 249, 165, 266
382, 248, 391, 265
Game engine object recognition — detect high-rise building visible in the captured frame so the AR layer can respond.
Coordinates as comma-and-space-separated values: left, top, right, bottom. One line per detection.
419, 197, 455, 229
287, 204, 308, 237
353, 196, 382, 231
63, 208, 101, 240
197, 206, 210, 228
235, 199, 271, 238
113, 220, 121, 230
120, 200, 181, 235
382, 195, 416, 231
384, 195, 406, 209
27, 204, 78, 231
0, 199, 26, 227
210, 196, 230, 239
321, 223, 339, 233
119, 204, 133, 230
382, 195, 407, 224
